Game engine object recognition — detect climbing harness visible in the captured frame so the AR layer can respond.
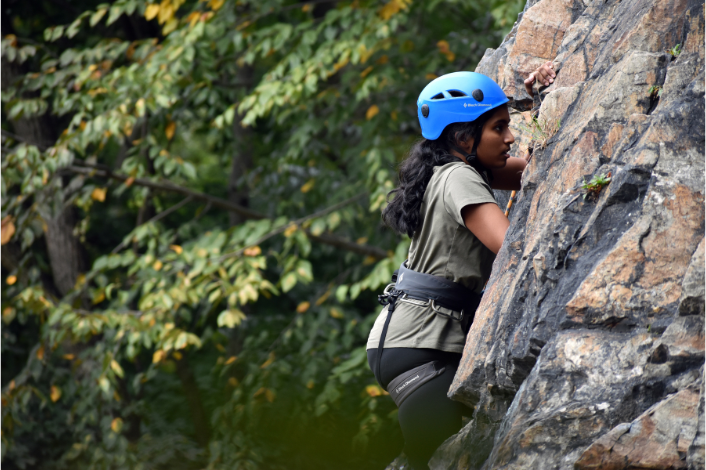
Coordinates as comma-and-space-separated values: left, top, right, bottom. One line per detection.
374, 261, 482, 389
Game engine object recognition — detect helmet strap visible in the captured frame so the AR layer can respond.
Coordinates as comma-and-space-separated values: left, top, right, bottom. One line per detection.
450, 137, 494, 185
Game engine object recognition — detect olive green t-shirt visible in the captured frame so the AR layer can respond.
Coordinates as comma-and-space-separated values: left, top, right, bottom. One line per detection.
367, 161, 498, 353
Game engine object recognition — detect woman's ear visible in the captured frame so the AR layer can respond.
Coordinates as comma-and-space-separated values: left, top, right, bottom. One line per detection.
457, 137, 474, 154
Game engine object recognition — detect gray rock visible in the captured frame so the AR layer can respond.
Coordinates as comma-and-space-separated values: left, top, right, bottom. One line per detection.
412, 0, 706, 468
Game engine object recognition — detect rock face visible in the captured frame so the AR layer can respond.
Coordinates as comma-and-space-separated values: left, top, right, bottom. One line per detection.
430, 0, 705, 469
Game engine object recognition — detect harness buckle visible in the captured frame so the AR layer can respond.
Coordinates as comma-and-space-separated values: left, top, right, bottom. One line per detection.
430, 299, 464, 322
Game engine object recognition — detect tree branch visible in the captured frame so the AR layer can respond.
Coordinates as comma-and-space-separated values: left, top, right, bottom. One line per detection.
64, 163, 389, 260
67, 163, 267, 221
111, 195, 194, 254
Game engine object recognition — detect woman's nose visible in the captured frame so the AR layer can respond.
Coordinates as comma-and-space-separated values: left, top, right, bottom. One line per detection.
505, 129, 515, 145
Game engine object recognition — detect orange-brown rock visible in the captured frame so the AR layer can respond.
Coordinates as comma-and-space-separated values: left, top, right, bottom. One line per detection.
575, 386, 700, 470
426, 0, 705, 469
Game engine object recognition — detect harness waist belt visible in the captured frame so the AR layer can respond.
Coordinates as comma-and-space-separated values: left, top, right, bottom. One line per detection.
395, 262, 480, 314
387, 360, 446, 407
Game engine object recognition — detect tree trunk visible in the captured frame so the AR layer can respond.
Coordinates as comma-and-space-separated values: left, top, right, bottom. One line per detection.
228, 65, 254, 226
2, 58, 87, 297
174, 355, 211, 447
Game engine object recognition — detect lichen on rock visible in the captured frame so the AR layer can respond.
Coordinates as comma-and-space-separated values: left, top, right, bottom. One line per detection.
427, 0, 705, 468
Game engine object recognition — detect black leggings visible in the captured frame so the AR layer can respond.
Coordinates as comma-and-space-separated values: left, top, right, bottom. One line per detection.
367, 348, 472, 470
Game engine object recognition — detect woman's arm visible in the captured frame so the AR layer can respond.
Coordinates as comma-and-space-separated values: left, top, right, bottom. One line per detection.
461, 202, 510, 254
490, 156, 527, 190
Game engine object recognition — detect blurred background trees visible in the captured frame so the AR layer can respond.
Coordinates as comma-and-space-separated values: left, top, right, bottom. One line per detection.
1, 0, 523, 468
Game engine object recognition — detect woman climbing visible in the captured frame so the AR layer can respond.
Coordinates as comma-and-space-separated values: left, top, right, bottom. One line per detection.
367, 65, 553, 470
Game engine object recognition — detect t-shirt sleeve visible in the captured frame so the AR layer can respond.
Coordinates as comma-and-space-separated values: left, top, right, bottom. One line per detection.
443, 166, 498, 227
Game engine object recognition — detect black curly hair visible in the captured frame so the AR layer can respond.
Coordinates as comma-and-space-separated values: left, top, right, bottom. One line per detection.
382, 108, 497, 237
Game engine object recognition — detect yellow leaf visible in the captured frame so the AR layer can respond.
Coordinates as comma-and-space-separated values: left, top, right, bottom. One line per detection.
153, 349, 166, 364
110, 360, 124, 378
162, 17, 178, 34
296, 301, 310, 313
356, 237, 368, 245
50, 385, 61, 402
425, 73, 438, 81
376, 55, 389, 65
300, 179, 315, 193
306, 380, 315, 389
253, 387, 275, 402
63, 354, 75, 360
283, 224, 298, 237
436, 40, 450, 53
378, 0, 410, 20
92, 291, 105, 304
260, 352, 275, 369
366, 105, 379, 120
208, 0, 224, 10
165, 121, 176, 140
363, 255, 377, 265
243, 246, 261, 256
172, 351, 182, 360
333, 57, 349, 73
315, 290, 330, 306
302, 3, 312, 12
114, 391, 121, 401
6, 275, 17, 285
391, 111, 398, 121
366, 384, 387, 397
91, 187, 107, 202
170, 244, 183, 254
111, 417, 123, 433
158, 0, 173, 24
153, 260, 163, 271
187, 11, 200, 27
74, 273, 86, 289
360, 65, 374, 78
330, 307, 344, 319
1, 215, 16, 245
145, 3, 160, 20
225, 356, 237, 365
215, 343, 225, 352
2, 307, 16, 324
36, 345, 45, 360
228, 377, 239, 387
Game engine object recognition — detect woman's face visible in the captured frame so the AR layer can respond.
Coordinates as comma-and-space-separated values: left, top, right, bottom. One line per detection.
465, 105, 515, 169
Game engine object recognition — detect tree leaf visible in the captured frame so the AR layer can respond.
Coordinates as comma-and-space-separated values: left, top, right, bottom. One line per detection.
145, 3, 160, 20
1, 216, 16, 245
90, 8, 108, 27
50, 385, 62, 402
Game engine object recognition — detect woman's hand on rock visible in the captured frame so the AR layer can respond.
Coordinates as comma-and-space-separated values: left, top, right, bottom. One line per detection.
524, 61, 555, 97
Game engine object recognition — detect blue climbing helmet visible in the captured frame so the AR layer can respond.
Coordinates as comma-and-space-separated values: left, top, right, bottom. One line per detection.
417, 71, 509, 140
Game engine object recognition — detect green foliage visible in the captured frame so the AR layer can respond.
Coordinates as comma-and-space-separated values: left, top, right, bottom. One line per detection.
667, 43, 681, 58
581, 172, 612, 200
519, 115, 561, 150
1, 0, 523, 468
648, 84, 663, 98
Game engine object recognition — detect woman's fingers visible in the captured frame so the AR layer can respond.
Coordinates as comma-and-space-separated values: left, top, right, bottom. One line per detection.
524, 72, 536, 97
525, 62, 558, 97
537, 61, 556, 86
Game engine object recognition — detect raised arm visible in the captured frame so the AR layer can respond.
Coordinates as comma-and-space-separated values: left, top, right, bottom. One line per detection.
490, 156, 527, 190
